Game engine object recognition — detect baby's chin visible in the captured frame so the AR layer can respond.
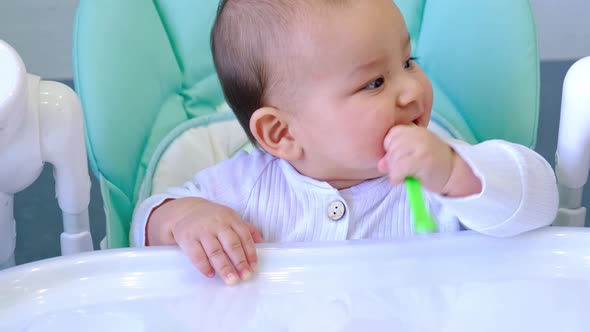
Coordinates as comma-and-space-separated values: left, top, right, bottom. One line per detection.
323, 169, 385, 190
351, 164, 384, 180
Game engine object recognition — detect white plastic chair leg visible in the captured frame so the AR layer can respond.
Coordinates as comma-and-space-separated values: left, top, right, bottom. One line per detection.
60, 209, 93, 254
0, 254, 15, 270
553, 184, 586, 227
100, 237, 108, 250
0, 192, 16, 269
39, 81, 94, 254
554, 207, 586, 227
554, 56, 590, 226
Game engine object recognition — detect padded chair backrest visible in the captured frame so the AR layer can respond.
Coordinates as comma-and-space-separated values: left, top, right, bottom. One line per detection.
73, 0, 539, 248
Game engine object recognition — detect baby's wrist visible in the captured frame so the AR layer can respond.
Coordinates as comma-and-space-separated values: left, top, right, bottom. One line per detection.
145, 198, 175, 246
441, 151, 482, 198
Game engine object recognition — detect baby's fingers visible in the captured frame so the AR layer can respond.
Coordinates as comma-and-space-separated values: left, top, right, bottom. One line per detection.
380, 143, 415, 180
201, 235, 239, 285
246, 223, 264, 244
233, 223, 260, 272
176, 237, 214, 278
218, 228, 254, 281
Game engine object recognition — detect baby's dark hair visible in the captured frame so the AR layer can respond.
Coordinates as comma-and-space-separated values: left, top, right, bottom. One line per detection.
210, 0, 345, 144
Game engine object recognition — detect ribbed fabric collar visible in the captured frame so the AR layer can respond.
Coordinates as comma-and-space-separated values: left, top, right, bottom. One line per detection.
276, 157, 394, 201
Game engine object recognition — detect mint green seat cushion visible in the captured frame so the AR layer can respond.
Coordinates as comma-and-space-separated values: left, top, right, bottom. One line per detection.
73, 0, 539, 248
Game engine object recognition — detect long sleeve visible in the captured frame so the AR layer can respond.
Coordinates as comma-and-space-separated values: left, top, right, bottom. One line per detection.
130, 149, 276, 247
436, 139, 559, 237
130, 180, 202, 247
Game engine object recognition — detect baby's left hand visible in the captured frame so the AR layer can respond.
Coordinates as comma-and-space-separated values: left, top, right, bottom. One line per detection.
378, 125, 455, 194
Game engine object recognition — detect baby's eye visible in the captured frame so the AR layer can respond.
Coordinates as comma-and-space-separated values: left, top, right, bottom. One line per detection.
364, 77, 385, 90
403, 57, 417, 69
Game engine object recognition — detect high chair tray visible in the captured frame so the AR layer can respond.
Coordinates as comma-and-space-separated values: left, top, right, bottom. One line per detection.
1, 227, 590, 332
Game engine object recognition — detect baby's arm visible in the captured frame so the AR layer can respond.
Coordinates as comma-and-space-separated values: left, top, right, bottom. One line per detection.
146, 196, 262, 285
379, 125, 558, 236
438, 139, 559, 236
132, 150, 275, 284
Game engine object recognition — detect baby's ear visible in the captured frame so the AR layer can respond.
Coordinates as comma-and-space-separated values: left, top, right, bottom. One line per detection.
249, 107, 303, 161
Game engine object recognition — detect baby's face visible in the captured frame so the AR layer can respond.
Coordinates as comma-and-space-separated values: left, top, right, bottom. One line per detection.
283, 0, 433, 188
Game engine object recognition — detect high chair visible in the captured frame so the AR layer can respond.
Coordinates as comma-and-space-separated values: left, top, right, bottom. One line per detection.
0, 40, 94, 269
72, 0, 587, 249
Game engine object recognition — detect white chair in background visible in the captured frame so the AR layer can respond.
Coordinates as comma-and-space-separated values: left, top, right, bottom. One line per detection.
0, 39, 93, 269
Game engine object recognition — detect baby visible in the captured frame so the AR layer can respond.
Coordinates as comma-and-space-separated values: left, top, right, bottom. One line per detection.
132, 0, 559, 285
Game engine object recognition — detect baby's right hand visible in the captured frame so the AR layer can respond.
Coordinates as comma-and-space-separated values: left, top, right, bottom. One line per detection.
147, 197, 264, 285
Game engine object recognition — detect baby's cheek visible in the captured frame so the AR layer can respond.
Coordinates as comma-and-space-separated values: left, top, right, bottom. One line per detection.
368, 140, 388, 163
349, 131, 388, 162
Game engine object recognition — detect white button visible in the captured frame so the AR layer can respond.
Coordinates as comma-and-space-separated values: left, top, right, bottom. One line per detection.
328, 200, 346, 221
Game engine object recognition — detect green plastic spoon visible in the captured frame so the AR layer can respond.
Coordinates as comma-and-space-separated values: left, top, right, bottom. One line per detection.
405, 177, 437, 234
